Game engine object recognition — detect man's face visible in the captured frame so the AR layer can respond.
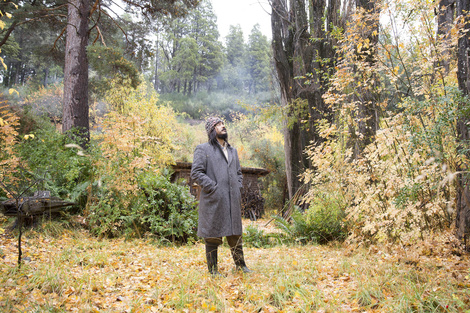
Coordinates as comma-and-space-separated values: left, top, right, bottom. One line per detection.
215, 122, 228, 139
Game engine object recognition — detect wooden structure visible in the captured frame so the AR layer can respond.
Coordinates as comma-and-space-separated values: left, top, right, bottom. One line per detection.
171, 162, 269, 220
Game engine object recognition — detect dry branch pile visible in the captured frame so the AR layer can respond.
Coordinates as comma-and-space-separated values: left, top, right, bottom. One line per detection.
241, 189, 265, 221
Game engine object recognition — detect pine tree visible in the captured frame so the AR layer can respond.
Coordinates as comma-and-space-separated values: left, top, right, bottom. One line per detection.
246, 24, 270, 94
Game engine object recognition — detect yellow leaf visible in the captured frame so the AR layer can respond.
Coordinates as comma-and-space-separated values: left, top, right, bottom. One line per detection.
357, 42, 363, 53
5, 12, 11, 18
9, 88, 19, 96
0, 227, 4, 234
0, 20, 5, 30
0, 117, 4, 126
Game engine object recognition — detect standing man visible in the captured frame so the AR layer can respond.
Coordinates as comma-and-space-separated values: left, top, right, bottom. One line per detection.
191, 117, 252, 276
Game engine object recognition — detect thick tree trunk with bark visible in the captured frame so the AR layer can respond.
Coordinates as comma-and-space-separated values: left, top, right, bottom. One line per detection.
63, 0, 90, 147
456, 0, 470, 242
271, 0, 339, 198
272, 0, 302, 199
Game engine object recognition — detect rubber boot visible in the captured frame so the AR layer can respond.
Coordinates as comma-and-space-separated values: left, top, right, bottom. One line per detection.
205, 244, 223, 277
230, 242, 253, 273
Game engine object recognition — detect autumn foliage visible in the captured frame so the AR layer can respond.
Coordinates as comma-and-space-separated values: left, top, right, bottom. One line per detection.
85, 80, 197, 240
302, 0, 466, 244
0, 102, 21, 196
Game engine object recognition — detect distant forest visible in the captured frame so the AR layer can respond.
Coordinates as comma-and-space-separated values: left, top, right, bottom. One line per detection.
0, 0, 275, 120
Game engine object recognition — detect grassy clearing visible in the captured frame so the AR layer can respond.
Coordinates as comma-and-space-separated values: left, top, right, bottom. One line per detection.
1, 219, 469, 312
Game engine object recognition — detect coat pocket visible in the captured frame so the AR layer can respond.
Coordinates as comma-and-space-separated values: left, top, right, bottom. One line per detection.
205, 183, 218, 195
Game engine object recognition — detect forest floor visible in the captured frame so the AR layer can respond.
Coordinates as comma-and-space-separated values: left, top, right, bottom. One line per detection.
1, 218, 470, 312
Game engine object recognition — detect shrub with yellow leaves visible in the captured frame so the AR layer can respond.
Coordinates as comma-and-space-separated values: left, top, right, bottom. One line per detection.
86, 80, 197, 240
303, 89, 461, 243
0, 102, 21, 197
93, 80, 177, 197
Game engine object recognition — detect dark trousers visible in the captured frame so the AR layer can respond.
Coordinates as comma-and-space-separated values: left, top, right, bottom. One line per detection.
204, 235, 246, 269
204, 235, 242, 248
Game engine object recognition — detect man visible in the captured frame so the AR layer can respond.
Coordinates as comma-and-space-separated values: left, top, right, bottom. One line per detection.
190, 117, 252, 276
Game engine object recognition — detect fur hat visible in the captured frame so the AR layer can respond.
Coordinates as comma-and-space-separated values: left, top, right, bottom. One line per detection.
205, 117, 223, 136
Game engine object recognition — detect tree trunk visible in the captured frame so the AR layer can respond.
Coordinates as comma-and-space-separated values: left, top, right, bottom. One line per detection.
346, 0, 380, 158
154, 39, 160, 92
456, 0, 470, 242
14, 61, 20, 85
63, 0, 90, 148
272, 0, 297, 198
43, 68, 49, 87
437, 0, 456, 73
271, 0, 338, 198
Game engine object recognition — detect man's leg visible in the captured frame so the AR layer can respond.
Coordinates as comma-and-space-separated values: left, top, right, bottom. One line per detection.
204, 237, 223, 275
227, 235, 252, 273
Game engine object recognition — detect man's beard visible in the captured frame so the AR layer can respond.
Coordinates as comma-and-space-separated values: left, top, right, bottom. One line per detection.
217, 132, 228, 140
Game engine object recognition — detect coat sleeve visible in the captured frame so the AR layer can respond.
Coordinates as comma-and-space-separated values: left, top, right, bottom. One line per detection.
191, 145, 217, 193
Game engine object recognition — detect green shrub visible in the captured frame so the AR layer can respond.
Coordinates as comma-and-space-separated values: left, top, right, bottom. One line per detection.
86, 171, 198, 242
274, 209, 311, 244
275, 193, 348, 244
15, 123, 93, 209
242, 224, 283, 248
304, 193, 348, 243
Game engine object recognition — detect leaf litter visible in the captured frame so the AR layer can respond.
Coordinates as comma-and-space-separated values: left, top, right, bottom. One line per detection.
0, 221, 469, 312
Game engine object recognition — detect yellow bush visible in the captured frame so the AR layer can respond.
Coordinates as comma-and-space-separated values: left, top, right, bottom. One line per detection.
0, 102, 21, 196
303, 110, 457, 244
92, 80, 179, 201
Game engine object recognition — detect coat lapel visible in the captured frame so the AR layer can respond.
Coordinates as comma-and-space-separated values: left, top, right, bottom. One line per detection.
227, 146, 233, 165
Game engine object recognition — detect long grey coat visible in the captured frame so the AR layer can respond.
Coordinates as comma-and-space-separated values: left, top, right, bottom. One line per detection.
190, 142, 243, 238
